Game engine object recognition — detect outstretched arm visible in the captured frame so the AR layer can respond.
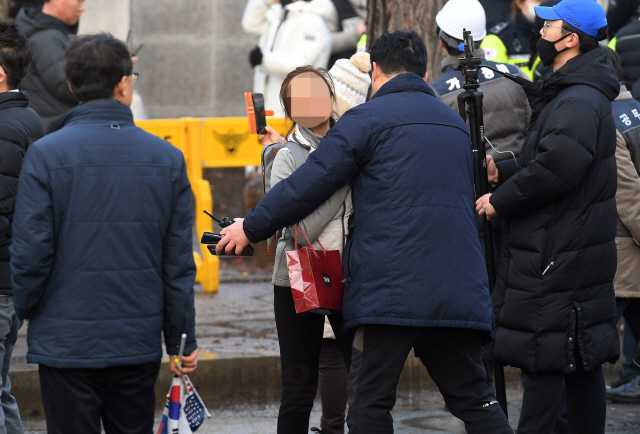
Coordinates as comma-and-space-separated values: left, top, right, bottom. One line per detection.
218, 108, 371, 254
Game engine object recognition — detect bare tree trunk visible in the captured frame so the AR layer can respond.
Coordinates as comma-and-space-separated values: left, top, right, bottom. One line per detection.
366, 0, 448, 82
0, 0, 8, 19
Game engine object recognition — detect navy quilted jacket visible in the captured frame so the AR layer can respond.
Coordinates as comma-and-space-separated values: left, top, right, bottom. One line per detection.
244, 73, 494, 335
10, 100, 197, 368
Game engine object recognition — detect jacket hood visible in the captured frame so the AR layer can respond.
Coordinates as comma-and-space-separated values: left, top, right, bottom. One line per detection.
0, 91, 30, 110
371, 73, 436, 100
286, 0, 334, 22
524, 46, 620, 120
16, 6, 78, 38
47, 99, 132, 134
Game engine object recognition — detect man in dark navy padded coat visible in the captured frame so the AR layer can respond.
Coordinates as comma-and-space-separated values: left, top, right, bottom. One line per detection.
218, 31, 513, 434
10, 34, 198, 434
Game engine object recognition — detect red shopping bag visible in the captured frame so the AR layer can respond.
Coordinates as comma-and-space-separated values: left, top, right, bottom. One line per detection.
286, 224, 344, 314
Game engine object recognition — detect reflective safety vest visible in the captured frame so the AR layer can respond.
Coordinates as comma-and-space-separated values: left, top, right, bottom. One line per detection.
481, 21, 538, 80
612, 96, 640, 171
357, 33, 366, 52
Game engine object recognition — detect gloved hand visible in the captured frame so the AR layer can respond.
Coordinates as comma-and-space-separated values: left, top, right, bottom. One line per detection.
249, 46, 263, 68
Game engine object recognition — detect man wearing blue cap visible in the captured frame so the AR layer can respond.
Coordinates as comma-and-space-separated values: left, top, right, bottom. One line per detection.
476, 0, 620, 432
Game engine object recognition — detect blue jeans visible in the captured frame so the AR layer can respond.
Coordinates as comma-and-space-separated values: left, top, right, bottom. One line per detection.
0, 296, 23, 434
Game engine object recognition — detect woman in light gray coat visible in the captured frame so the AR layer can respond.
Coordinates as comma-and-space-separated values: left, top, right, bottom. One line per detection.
259, 65, 353, 434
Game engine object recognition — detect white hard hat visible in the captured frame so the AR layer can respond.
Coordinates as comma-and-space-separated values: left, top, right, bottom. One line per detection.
436, 0, 487, 42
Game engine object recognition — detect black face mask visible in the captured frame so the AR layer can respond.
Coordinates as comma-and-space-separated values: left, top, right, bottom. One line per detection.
536, 33, 572, 67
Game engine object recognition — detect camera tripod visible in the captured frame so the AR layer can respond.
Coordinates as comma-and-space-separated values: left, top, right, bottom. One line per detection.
453, 29, 527, 417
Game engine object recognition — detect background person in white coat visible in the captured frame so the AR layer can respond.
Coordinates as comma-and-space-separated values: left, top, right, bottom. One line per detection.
242, 0, 333, 117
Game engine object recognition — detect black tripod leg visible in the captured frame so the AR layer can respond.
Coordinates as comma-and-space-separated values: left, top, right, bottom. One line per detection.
465, 91, 508, 417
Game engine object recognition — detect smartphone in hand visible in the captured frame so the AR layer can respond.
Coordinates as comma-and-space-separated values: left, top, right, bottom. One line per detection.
244, 92, 273, 134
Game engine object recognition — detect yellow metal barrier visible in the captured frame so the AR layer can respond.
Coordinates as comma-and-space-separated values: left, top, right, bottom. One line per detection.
135, 118, 219, 293
135, 116, 292, 292
201, 117, 291, 168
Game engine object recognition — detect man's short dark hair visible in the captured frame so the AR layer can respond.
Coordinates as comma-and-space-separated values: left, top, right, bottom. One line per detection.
562, 22, 607, 54
370, 31, 427, 78
0, 19, 32, 89
63, 33, 132, 102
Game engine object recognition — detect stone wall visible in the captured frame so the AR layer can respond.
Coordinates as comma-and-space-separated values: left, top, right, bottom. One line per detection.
78, 0, 130, 41
129, 0, 257, 119
78, 0, 256, 119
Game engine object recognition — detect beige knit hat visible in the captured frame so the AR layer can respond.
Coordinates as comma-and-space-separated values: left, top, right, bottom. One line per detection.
329, 52, 372, 119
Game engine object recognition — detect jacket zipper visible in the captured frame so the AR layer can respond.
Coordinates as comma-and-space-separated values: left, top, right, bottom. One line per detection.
542, 261, 554, 275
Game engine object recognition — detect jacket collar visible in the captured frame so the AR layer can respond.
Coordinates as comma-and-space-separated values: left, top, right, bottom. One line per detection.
523, 47, 620, 122
0, 90, 29, 109
371, 73, 436, 100
46, 99, 133, 134
20, 6, 78, 37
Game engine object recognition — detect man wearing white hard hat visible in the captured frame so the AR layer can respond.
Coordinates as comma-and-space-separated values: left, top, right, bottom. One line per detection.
433, 0, 530, 165
476, 0, 620, 432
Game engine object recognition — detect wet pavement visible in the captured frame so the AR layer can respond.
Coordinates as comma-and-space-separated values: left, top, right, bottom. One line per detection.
13, 279, 640, 433
22, 382, 640, 433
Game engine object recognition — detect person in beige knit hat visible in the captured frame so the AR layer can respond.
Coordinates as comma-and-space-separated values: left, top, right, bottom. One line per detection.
328, 51, 371, 118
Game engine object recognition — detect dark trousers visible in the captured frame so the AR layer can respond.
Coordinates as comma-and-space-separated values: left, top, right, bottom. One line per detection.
318, 338, 348, 434
39, 361, 161, 434
518, 366, 605, 434
615, 298, 640, 375
347, 325, 513, 434
273, 286, 353, 434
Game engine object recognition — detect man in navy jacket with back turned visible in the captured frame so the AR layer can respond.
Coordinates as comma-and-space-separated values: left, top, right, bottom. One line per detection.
218, 31, 513, 434
10, 34, 198, 434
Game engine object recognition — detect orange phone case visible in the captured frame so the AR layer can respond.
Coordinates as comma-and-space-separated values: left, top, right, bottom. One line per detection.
245, 92, 274, 134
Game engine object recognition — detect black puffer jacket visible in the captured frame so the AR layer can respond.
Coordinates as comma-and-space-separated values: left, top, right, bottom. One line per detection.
489, 47, 620, 374
16, 6, 78, 129
0, 91, 44, 294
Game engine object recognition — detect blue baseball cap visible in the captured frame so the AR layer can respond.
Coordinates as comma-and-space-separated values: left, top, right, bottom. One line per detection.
535, 0, 607, 38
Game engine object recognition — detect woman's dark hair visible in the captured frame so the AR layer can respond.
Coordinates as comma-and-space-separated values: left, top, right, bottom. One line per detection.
0, 19, 32, 89
63, 33, 132, 102
602, 45, 624, 82
562, 22, 607, 53
370, 31, 427, 78
279, 65, 336, 137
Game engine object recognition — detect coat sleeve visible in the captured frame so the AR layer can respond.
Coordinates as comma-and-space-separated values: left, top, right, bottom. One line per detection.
30, 31, 77, 105
244, 107, 370, 242
271, 149, 349, 245
162, 158, 197, 356
330, 16, 360, 54
489, 97, 599, 219
242, 0, 271, 36
9, 145, 54, 320
615, 130, 640, 242
495, 158, 518, 185
261, 16, 332, 75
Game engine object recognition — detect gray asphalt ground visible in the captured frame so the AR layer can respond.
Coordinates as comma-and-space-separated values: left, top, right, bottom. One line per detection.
21, 384, 640, 433
15, 277, 640, 433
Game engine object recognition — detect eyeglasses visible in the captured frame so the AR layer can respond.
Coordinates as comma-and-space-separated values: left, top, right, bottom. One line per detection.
130, 72, 139, 83
542, 20, 568, 33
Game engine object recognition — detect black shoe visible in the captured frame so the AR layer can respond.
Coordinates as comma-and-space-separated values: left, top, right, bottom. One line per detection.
607, 375, 640, 403
609, 372, 639, 388
310, 428, 324, 433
